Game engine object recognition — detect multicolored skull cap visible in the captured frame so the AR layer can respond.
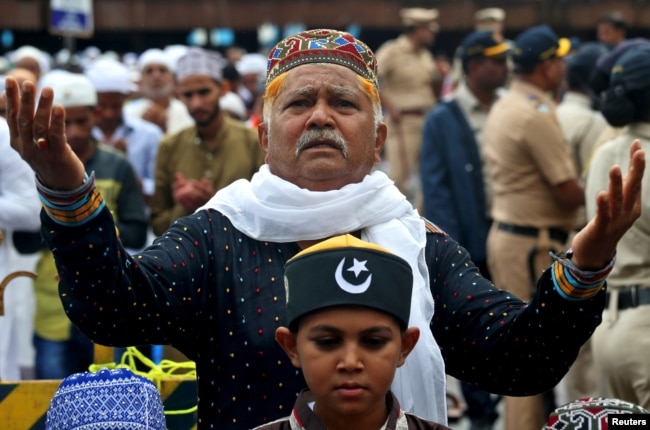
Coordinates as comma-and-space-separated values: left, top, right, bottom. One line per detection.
265, 28, 378, 89
45, 367, 167, 429
544, 397, 649, 429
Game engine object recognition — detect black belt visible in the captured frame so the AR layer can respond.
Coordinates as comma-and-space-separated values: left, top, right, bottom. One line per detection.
496, 222, 569, 244
606, 286, 650, 310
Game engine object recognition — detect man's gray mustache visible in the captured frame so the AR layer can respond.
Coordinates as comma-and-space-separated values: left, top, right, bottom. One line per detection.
295, 130, 348, 158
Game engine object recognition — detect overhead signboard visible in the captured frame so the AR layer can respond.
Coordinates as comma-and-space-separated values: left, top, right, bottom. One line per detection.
49, 0, 94, 38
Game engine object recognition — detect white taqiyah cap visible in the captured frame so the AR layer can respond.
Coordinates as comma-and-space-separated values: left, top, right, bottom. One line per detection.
137, 48, 174, 72
42, 71, 97, 107
12, 45, 50, 74
85, 58, 133, 94
219, 92, 247, 120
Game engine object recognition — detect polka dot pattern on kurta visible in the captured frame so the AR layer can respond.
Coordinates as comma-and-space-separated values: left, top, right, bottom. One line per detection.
49, 208, 607, 429
425, 229, 605, 396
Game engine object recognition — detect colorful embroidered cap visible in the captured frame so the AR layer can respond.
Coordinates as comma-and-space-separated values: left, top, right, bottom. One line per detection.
265, 28, 378, 89
544, 397, 649, 429
512, 24, 571, 67
46, 367, 167, 429
284, 234, 413, 330
459, 30, 511, 61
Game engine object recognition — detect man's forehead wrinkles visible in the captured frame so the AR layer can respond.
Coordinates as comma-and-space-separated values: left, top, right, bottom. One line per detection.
287, 84, 356, 98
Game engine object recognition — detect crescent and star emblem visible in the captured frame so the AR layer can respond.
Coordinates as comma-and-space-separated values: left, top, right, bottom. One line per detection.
334, 257, 372, 294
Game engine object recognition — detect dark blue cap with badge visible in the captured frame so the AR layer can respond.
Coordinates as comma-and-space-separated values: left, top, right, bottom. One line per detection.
283, 234, 413, 331
610, 44, 650, 91
566, 42, 608, 87
589, 38, 650, 94
512, 24, 571, 67
599, 44, 650, 127
459, 30, 510, 62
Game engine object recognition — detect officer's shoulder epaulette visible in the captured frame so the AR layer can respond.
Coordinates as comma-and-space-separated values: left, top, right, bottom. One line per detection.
527, 94, 551, 113
421, 217, 447, 235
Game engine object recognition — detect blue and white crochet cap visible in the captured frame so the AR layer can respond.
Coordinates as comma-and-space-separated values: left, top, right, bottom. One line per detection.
46, 367, 166, 430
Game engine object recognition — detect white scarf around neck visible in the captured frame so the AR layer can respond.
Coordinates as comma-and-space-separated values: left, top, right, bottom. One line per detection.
199, 165, 448, 423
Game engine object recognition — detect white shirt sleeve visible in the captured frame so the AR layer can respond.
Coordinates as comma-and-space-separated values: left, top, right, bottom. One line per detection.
0, 118, 42, 231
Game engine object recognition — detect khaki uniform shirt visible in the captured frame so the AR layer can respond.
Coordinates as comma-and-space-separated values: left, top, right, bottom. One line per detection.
375, 34, 438, 111
483, 80, 578, 230
585, 123, 650, 288
556, 91, 608, 179
151, 117, 265, 235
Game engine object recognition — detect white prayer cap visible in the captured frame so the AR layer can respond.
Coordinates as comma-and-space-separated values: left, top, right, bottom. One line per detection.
164, 44, 189, 71
39, 69, 70, 91
122, 52, 138, 68
137, 48, 174, 72
219, 92, 247, 120
83, 46, 102, 59
176, 47, 224, 82
101, 51, 120, 62
85, 58, 132, 94
235, 53, 267, 76
41, 71, 97, 107
12, 45, 50, 75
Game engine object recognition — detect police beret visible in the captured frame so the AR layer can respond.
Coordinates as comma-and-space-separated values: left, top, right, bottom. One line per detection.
459, 30, 510, 61
284, 234, 413, 330
566, 42, 608, 84
610, 44, 650, 91
590, 38, 650, 92
512, 24, 571, 67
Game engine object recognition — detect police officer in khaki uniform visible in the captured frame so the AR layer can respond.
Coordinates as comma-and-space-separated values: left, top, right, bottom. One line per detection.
450, 8, 508, 92
588, 44, 650, 412
474, 7, 506, 34
555, 42, 609, 405
375, 7, 440, 209
482, 25, 586, 430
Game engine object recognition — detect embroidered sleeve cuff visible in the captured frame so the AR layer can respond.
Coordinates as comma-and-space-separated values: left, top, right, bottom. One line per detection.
549, 250, 615, 300
37, 172, 106, 226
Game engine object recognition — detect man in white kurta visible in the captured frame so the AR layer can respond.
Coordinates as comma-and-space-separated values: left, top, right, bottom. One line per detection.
0, 118, 42, 380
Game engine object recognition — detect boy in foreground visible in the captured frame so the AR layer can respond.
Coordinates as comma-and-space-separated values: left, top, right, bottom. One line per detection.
255, 234, 450, 430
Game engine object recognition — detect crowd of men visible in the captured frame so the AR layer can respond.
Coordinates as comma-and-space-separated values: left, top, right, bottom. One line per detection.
0, 6, 648, 430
